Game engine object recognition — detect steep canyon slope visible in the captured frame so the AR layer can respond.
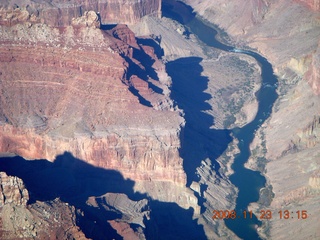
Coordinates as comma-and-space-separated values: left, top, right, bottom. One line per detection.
0, 2, 203, 239
182, 0, 320, 239
0, 5, 189, 188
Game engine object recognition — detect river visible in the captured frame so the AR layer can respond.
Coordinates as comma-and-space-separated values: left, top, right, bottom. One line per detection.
162, 1, 278, 239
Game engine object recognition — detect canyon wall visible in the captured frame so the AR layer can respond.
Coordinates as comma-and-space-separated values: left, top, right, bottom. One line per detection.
0, 0, 161, 26
182, 0, 320, 239
0, 6, 188, 188
0, 170, 152, 239
0, 1, 249, 239
0, 5, 205, 238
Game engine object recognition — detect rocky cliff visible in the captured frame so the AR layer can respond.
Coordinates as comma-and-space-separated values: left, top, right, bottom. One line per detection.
0, 170, 156, 239
0, 172, 89, 239
0, 0, 161, 26
0, 5, 188, 191
0, 3, 207, 238
0, 172, 29, 207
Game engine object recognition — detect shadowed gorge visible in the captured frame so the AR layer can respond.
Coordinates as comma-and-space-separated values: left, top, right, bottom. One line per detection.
0, 154, 130, 239
167, 57, 232, 187
163, 0, 320, 238
163, 1, 278, 239
0, 153, 140, 203
0, 153, 207, 239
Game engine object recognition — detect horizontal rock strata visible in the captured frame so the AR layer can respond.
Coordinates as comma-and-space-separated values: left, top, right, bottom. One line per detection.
0, 7, 186, 186
0, 0, 161, 26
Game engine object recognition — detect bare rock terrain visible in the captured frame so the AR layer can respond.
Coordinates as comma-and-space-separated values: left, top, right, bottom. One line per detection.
133, 12, 262, 129
182, 0, 320, 238
0, 172, 88, 239
0, 1, 263, 239
0, 5, 188, 189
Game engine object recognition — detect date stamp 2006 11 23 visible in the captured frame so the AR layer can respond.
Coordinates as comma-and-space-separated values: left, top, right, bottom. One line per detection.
212, 210, 309, 220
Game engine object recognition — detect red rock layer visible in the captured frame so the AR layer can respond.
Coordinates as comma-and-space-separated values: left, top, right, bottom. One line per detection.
109, 221, 141, 240
0, 8, 186, 185
0, 0, 162, 26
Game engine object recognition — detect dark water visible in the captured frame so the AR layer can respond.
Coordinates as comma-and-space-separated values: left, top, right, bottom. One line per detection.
163, 1, 278, 239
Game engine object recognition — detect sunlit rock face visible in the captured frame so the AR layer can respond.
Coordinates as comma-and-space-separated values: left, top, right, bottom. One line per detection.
0, 0, 161, 26
0, 172, 29, 207
0, 2, 188, 187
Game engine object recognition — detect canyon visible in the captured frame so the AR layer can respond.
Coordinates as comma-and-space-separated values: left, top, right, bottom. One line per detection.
181, 0, 320, 239
0, 0, 319, 239
0, 2, 198, 238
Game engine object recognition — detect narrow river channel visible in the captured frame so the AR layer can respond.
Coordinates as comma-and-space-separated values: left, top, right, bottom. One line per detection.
163, 1, 278, 239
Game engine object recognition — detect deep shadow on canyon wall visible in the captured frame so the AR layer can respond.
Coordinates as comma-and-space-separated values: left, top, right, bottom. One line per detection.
101, 23, 165, 108
162, 0, 196, 25
167, 57, 232, 187
0, 153, 206, 240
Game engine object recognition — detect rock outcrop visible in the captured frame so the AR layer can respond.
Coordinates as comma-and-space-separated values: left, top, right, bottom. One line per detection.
309, 170, 320, 189
0, 172, 88, 239
0, 0, 161, 26
0, 172, 29, 207
87, 193, 150, 239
